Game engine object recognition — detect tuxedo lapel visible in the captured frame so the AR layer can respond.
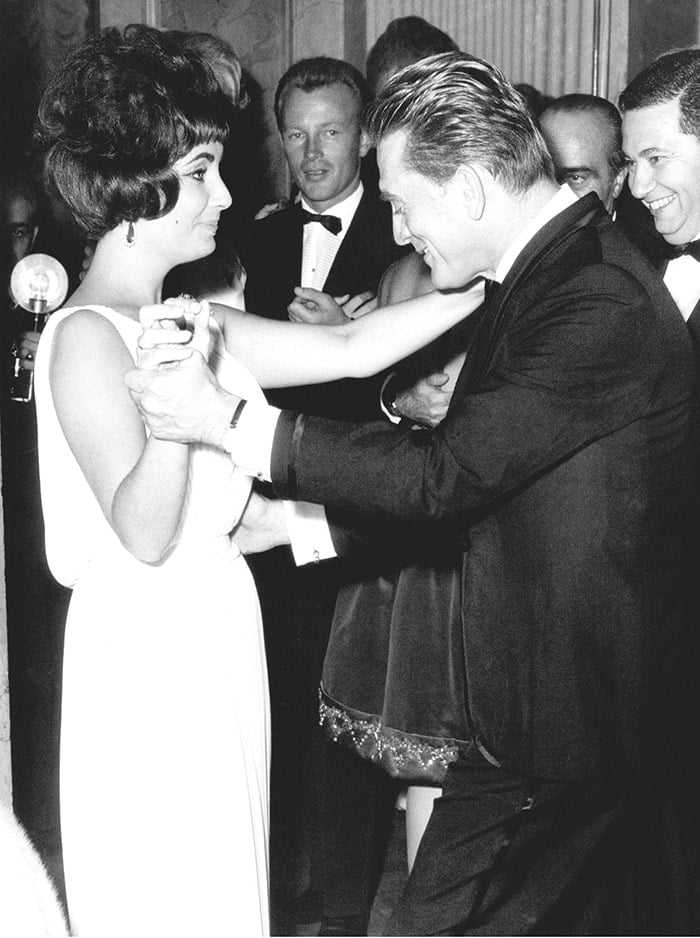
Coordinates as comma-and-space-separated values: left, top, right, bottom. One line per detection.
286, 201, 305, 284
323, 193, 370, 293
686, 302, 700, 345
454, 195, 605, 398
322, 191, 401, 295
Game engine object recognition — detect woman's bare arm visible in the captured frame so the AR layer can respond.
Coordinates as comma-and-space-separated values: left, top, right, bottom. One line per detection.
214, 280, 484, 388
50, 310, 190, 563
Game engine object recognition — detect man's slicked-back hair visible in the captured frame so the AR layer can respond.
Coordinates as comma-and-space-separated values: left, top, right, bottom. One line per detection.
541, 93, 625, 172
274, 57, 370, 130
619, 49, 700, 141
365, 52, 554, 191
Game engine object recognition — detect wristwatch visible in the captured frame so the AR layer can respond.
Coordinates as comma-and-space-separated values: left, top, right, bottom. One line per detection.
386, 394, 401, 418
381, 374, 401, 418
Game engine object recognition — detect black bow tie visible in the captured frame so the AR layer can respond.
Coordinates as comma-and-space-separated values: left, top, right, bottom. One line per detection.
664, 240, 700, 261
302, 210, 342, 235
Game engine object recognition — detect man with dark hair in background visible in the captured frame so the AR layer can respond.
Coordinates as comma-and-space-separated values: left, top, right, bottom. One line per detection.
620, 48, 700, 352
539, 93, 627, 214
365, 15, 458, 97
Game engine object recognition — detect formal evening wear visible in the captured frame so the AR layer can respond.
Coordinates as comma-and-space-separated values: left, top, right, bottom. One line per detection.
35, 306, 270, 937
266, 191, 698, 932
617, 188, 700, 350
241, 185, 407, 418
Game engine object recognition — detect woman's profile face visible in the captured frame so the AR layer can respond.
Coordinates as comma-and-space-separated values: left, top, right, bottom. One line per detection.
146, 141, 232, 267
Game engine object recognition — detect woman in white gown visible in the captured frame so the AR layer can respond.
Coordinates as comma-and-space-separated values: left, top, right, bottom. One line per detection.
33, 24, 481, 938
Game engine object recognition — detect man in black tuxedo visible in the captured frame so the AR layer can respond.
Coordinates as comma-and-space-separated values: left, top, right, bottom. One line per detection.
127, 52, 698, 934
620, 49, 700, 351
240, 57, 405, 935
381, 93, 631, 429
241, 55, 404, 419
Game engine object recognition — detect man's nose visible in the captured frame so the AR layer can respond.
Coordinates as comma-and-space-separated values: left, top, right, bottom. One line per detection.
392, 213, 411, 246
628, 162, 653, 201
304, 134, 322, 160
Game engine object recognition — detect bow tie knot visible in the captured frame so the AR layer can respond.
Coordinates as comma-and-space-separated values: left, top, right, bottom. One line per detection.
665, 240, 700, 262
302, 210, 342, 235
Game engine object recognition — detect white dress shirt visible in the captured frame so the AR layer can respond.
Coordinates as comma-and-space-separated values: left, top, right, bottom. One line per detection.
299, 183, 363, 289
277, 183, 365, 562
663, 236, 700, 322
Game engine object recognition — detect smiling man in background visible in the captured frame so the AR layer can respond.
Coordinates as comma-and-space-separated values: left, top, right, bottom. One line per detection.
620, 49, 700, 347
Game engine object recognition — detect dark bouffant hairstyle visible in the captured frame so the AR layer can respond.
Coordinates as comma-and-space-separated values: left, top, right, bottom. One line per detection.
38, 24, 231, 239
166, 29, 246, 108
274, 57, 371, 130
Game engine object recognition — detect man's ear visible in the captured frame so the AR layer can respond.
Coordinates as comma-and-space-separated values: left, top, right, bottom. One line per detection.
612, 165, 628, 202
359, 127, 371, 159
456, 165, 486, 220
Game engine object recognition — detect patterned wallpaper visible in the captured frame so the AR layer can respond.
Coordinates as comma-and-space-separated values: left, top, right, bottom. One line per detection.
159, 0, 291, 202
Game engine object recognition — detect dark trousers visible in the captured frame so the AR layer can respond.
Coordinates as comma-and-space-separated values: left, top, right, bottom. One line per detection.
384, 753, 699, 936
250, 544, 397, 933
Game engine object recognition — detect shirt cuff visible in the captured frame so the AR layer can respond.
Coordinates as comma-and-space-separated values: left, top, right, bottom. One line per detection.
283, 500, 337, 565
226, 400, 281, 481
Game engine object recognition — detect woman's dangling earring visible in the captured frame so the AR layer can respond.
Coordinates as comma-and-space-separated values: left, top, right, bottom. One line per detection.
126, 221, 136, 247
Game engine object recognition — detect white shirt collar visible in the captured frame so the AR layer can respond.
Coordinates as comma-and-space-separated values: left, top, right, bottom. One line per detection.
300, 181, 364, 231
494, 185, 578, 284
663, 230, 700, 321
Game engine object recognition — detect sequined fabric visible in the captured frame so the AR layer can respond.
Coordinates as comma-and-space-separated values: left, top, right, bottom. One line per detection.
319, 690, 471, 785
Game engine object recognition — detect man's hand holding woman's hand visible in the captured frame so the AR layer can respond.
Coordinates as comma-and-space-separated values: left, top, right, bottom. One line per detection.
136, 295, 211, 364
125, 296, 237, 447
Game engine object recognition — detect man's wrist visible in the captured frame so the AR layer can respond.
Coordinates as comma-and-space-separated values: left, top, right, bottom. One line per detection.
220, 397, 248, 454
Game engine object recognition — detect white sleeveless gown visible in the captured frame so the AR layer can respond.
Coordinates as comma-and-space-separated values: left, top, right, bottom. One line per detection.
34, 306, 270, 936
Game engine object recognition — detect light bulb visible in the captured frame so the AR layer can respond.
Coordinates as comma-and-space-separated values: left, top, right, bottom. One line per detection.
10, 253, 69, 313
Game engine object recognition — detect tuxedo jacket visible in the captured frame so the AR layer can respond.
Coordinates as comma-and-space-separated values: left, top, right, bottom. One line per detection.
240, 187, 406, 420
617, 190, 700, 353
270, 193, 697, 781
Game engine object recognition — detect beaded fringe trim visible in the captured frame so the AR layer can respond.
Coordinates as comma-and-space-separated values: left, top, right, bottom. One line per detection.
319, 691, 469, 783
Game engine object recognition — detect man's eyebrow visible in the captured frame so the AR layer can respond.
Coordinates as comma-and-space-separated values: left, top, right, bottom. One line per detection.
284, 120, 343, 131
561, 165, 592, 174
634, 146, 666, 157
